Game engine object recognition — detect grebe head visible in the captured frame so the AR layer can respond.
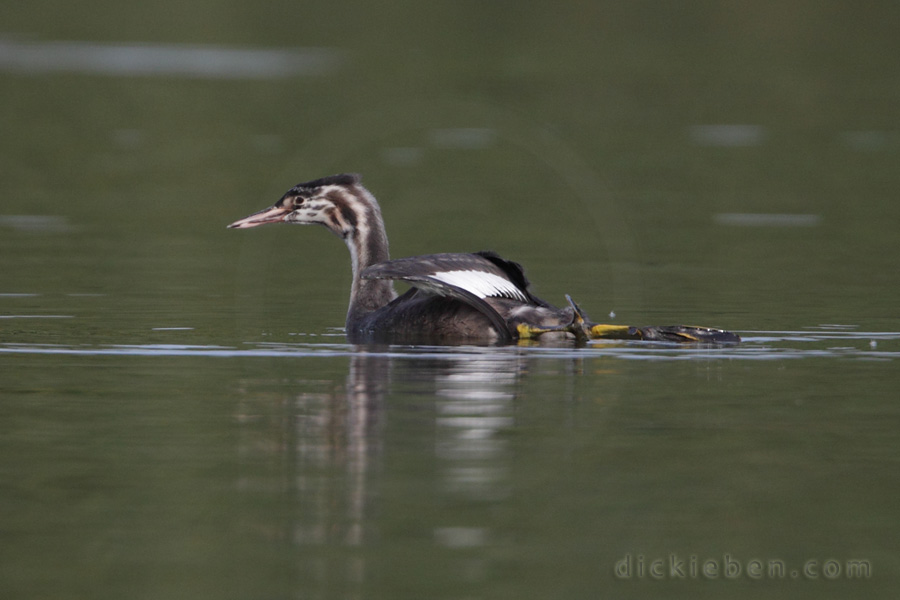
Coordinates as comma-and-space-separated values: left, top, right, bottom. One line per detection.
228, 173, 368, 239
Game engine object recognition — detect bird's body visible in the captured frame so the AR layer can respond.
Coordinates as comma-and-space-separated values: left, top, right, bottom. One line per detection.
229, 173, 739, 345
355, 251, 574, 343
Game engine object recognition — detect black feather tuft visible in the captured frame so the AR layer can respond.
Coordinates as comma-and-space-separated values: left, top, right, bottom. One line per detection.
292, 173, 362, 192
474, 251, 552, 308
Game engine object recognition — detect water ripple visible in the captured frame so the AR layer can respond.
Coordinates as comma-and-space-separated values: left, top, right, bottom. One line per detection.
0, 330, 897, 361
0, 38, 342, 79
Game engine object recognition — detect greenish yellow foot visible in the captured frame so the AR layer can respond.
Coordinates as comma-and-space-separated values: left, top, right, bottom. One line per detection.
516, 323, 561, 340
587, 324, 640, 339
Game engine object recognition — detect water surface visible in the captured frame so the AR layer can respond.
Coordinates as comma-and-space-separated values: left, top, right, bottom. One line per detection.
2, 1, 899, 598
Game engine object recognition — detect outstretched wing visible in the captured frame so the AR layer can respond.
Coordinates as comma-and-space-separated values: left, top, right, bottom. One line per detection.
360, 252, 540, 339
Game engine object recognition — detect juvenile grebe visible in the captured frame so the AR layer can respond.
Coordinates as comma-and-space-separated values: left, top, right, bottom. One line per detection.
229, 173, 739, 344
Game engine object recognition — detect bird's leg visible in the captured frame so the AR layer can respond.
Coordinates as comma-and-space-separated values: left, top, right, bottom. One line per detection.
586, 323, 643, 339
514, 295, 586, 341
515, 322, 561, 340
515, 295, 740, 344
515, 295, 611, 341
565, 295, 646, 340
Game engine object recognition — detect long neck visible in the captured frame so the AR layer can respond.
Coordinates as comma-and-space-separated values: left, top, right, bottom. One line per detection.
342, 187, 397, 328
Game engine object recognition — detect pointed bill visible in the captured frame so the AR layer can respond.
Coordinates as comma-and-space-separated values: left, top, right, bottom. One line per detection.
227, 205, 292, 229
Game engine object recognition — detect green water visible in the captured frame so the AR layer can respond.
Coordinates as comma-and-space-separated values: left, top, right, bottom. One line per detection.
2, 1, 899, 598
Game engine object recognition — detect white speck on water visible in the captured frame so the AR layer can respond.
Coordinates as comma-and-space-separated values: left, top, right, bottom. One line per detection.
0, 215, 75, 233
434, 526, 487, 548
690, 124, 766, 147
0, 314, 73, 319
382, 146, 424, 166
714, 213, 821, 227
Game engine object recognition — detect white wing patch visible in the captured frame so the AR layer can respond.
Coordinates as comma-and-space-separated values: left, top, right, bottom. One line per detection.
431, 270, 528, 301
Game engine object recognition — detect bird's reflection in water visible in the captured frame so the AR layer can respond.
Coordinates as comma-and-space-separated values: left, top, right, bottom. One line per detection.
233, 349, 526, 593
435, 358, 516, 503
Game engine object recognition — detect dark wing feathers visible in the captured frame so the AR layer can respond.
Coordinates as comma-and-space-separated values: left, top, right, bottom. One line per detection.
361, 252, 534, 302
360, 252, 545, 340
387, 277, 511, 338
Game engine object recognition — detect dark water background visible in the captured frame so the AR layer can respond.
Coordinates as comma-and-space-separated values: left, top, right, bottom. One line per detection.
2, 2, 899, 598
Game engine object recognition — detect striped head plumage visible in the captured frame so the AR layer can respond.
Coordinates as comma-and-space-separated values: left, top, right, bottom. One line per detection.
227, 173, 377, 240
